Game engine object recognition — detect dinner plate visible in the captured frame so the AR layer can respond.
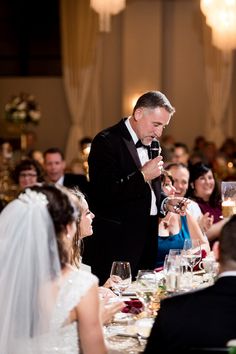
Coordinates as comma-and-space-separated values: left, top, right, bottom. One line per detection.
112, 312, 135, 324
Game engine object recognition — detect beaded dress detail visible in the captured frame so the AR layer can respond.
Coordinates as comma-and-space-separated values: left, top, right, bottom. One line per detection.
31, 268, 98, 353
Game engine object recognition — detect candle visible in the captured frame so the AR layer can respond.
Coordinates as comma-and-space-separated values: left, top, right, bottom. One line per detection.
222, 200, 236, 218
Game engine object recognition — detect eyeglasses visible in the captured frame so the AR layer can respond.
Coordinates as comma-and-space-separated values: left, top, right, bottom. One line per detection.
19, 173, 37, 178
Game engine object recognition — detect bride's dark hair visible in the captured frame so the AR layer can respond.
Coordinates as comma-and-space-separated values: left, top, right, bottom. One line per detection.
29, 183, 78, 268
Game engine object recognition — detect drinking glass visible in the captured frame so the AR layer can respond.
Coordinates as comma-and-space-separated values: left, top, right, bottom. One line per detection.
221, 181, 236, 218
110, 261, 132, 297
169, 249, 182, 257
164, 253, 185, 293
182, 239, 202, 285
135, 270, 158, 315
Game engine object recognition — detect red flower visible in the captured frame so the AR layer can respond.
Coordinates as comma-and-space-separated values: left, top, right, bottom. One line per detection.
121, 300, 144, 314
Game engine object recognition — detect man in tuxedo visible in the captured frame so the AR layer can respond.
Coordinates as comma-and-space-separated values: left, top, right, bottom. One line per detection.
43, 147, 89, 196
144, 215, 236, 353
82, 91, 187, 284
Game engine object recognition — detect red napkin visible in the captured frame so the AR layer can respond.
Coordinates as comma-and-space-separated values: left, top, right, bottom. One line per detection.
121, 300, 144, 314
154, 266, 163, 272
193, 249, 207, 271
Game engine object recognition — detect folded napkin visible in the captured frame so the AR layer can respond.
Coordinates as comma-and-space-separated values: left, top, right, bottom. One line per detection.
122, 300, 144, 314
193, 249, 207, 271
154, 266, 163, 272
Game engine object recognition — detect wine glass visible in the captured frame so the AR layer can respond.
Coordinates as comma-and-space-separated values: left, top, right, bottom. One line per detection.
110, 261, 132, 297
182, 239, 202, 285
135, 270, 158, 316
169, 249, 182, 257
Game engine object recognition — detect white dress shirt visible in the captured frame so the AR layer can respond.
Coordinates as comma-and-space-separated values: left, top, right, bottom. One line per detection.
125, 117, 157, 215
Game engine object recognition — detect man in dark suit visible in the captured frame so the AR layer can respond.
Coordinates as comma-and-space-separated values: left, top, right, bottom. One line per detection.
82, 91, 187, 285
144, 215, 236, 353
43, 147, 89, 196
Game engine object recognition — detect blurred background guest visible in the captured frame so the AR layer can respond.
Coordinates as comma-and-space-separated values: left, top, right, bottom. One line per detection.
43, 147, 90, 197
12, 158, 44, 191
171, 142, 190, 166
69, 136, 92, 179
28, 148, 44, 167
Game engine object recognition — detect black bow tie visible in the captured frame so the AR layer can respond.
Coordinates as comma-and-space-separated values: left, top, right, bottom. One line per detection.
135, 140, 150, 149
135, 140, 151, 158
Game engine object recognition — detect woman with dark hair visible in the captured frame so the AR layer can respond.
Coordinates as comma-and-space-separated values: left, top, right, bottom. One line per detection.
12, 158, 44, 190
187, 162, 222, 223
187, 162, 228, 244
0, 184, 107, 354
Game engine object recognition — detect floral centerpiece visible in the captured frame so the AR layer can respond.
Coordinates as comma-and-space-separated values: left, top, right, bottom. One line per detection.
4, 92, 41, 125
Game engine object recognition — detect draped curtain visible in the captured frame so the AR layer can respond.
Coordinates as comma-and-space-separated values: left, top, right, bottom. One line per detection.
60, 0, 102, 164
202, 21, 233, 146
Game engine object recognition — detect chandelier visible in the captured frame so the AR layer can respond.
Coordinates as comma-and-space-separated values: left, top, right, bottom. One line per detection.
200, 0, 236, 51
90, 0, 126, 32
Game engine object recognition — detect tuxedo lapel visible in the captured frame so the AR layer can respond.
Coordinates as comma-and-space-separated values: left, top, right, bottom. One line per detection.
119, 119, 142, 169
118, 119, 162, 206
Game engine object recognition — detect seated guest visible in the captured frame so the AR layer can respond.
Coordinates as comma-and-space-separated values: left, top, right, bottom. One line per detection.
12, 158, 44, 191
67, 188, 124, 323
68, 136, 93, 178
0, 184, 107, 354
28, 148, 44, 167
145, 215, 236, 353
44, 147, 90, 196
156, 171, 210, 267
172, 142, 190, 166
187, 162, 226, 244
165, 163, 214, 233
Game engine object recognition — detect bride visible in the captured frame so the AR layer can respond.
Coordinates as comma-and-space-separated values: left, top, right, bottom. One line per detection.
0, 184, 107, 354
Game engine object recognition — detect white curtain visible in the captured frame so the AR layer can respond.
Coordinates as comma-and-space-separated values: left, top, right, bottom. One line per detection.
202, 21, 233, 147
60, 0, 102, 164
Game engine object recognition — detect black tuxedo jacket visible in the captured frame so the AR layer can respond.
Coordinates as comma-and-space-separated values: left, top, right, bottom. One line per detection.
82, 119, 166, 284
63, 173, 90, 197
144, 276, 236, 354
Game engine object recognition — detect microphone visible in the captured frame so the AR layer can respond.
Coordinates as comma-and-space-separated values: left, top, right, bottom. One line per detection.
150, 139, 161, 159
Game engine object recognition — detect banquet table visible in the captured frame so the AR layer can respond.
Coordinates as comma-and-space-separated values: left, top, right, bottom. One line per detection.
105, 313, 151, 354
104, 269, 215, 354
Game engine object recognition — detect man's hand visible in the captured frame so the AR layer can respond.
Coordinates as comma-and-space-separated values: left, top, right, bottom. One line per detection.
141, 156, 163, 181
165, 197, 189, 215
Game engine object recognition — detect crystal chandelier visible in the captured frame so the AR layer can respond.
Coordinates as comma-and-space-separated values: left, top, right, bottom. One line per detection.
90, 0, 126, 32
200, 0, 236, 51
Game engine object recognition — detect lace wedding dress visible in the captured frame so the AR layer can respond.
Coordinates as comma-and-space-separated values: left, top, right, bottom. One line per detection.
30, 268, 98, 354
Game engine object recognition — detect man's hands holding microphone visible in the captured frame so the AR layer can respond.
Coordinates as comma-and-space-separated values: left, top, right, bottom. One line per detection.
139, 138, 189, 216
140, 156, 164, 182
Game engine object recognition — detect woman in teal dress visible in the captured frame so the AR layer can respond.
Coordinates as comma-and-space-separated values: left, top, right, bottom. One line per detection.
155, 171, 210, 268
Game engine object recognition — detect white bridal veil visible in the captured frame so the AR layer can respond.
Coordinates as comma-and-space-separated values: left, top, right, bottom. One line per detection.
0, 189, 61, 354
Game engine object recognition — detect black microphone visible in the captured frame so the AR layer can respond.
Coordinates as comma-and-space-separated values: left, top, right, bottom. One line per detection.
150, 139, 161, 159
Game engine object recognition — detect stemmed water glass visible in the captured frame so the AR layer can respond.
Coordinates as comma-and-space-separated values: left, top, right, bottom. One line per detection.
182, 239, 202, 285
110, 261, 132, 297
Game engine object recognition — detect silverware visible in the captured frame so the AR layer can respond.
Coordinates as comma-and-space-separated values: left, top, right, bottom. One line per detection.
116, 332, 146, 344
